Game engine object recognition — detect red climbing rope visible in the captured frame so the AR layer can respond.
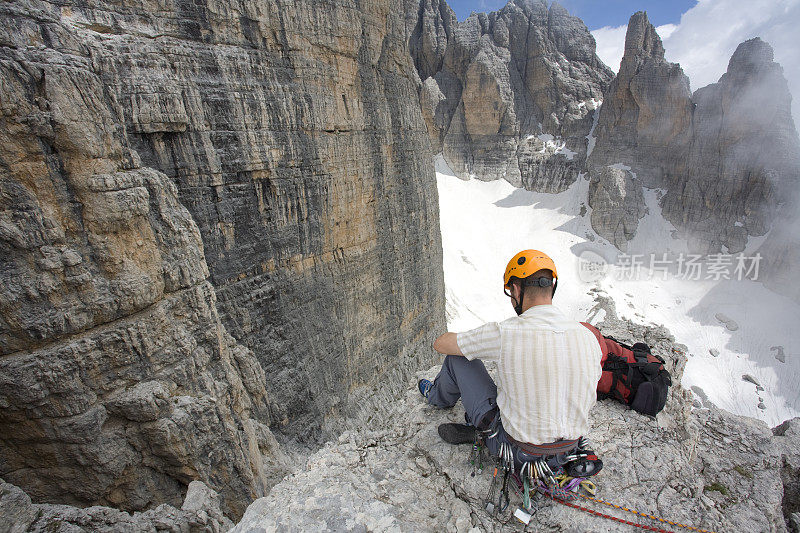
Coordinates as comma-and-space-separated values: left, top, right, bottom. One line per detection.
548, 494, 677, 533
536, 484, 718, 533
576, 493, 717, 533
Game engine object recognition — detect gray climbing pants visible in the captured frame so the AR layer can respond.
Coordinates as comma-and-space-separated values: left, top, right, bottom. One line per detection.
426, 355, 579, 468
426, 354, 507, 455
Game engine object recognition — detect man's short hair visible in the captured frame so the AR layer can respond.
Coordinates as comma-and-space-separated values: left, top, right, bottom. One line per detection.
510, 269, 554, 298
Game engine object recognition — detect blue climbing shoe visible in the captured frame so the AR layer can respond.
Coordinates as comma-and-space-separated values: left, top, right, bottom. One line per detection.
418, 379, 433, 399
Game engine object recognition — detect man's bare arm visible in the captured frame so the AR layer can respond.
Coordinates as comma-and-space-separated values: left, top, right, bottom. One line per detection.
433, 332, 463, 356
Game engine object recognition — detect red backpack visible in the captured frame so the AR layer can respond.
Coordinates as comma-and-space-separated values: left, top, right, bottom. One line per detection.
581, 323, 672, 416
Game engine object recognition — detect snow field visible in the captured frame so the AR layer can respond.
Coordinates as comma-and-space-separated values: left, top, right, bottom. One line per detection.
435, 155, 800, 426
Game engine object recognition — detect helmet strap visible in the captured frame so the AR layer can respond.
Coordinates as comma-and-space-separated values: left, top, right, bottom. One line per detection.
514, 281, 524, 316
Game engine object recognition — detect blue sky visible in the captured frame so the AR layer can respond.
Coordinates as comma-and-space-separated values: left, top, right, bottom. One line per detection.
447, 0, 697, 29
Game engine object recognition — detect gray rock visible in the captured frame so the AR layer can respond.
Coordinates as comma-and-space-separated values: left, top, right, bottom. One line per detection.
774, 419, 800, 531
742, 374, 763, 387
691, 386, 709, 407
409, 0, 458, 82
757, 208, 800, 303
0, 479, 234, 533
407, 0, 612, 189
589, 12, 693, 192
709, 348, 720, 357
1, 0, 445, 519
588, 166, 646, 250
667, 37, 800, 254
715, 313, 740, 331
772, 346, 787, 363
0, 479, 37, 533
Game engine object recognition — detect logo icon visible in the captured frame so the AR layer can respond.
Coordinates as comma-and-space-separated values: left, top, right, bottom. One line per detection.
577, 250, 609, 282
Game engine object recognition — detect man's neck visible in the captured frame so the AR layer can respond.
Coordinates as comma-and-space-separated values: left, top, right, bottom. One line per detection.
521, 299, 553, 313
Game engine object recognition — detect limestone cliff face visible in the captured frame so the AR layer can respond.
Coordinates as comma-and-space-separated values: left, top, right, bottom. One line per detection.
589, 12, 800, 253
588, 166, 646, 251
1, 0, 444, 518
0, 72, 277, 517
408, 0, 613, 191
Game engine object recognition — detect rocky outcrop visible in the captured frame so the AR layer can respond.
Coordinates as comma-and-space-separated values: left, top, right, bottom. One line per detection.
232, 300, 799, 531
0, 479, 233, 532
1, 0, 444, 519
589, 12, 800, 253
589, 12, 693, 188
588, 165, 647, 250
408, 0, 612, 191
756, 207, 800, 303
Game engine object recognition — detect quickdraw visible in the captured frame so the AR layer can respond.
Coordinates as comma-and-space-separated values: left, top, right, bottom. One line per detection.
468, 439, 486, 477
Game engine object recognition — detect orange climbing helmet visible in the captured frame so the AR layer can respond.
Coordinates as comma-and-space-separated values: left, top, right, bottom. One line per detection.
503, 250, 558, 314
503, 249, 558, 286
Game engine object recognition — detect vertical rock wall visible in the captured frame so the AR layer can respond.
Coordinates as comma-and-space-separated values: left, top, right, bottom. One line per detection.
1, 0, 445, 518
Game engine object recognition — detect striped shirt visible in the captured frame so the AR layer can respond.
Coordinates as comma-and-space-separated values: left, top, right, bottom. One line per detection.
457, 305, 602, 445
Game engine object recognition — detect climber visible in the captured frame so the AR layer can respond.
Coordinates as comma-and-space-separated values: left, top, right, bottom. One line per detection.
418, 249, 603, 473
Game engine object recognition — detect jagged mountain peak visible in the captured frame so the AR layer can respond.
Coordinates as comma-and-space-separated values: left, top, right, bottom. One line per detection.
623, 11, 666, 60
729, 36, 775, 69
409, 0, 612, 189
720, 36, 788, 92
505, 0, 548, 16
588, 8, 799, 256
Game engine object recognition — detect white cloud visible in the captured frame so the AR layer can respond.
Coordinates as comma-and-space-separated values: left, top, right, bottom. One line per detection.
656, 23, 677, 41
591, 24, 627, 72
591, 1, 800, 124
663, 0, 800, 122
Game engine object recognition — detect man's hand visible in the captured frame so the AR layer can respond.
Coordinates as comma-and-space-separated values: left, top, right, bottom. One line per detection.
433, 332, 463, 356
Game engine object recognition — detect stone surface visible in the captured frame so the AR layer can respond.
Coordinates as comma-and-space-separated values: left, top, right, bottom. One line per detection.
589, 13, 800, 254
0, 479, 37, 533
587, 165, 646, 250
232, 303, 796, 532
1, 0, 444, 519
0, 157, 278, 517
589, 12, 693, 187
667, 37, 800, 253
407, 0, 612, 190
0, 478, 233, 533
587, 11, 691, 247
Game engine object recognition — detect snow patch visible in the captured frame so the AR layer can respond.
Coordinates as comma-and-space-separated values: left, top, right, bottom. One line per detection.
535, 133, 576, 160
586, 102, 602, 158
